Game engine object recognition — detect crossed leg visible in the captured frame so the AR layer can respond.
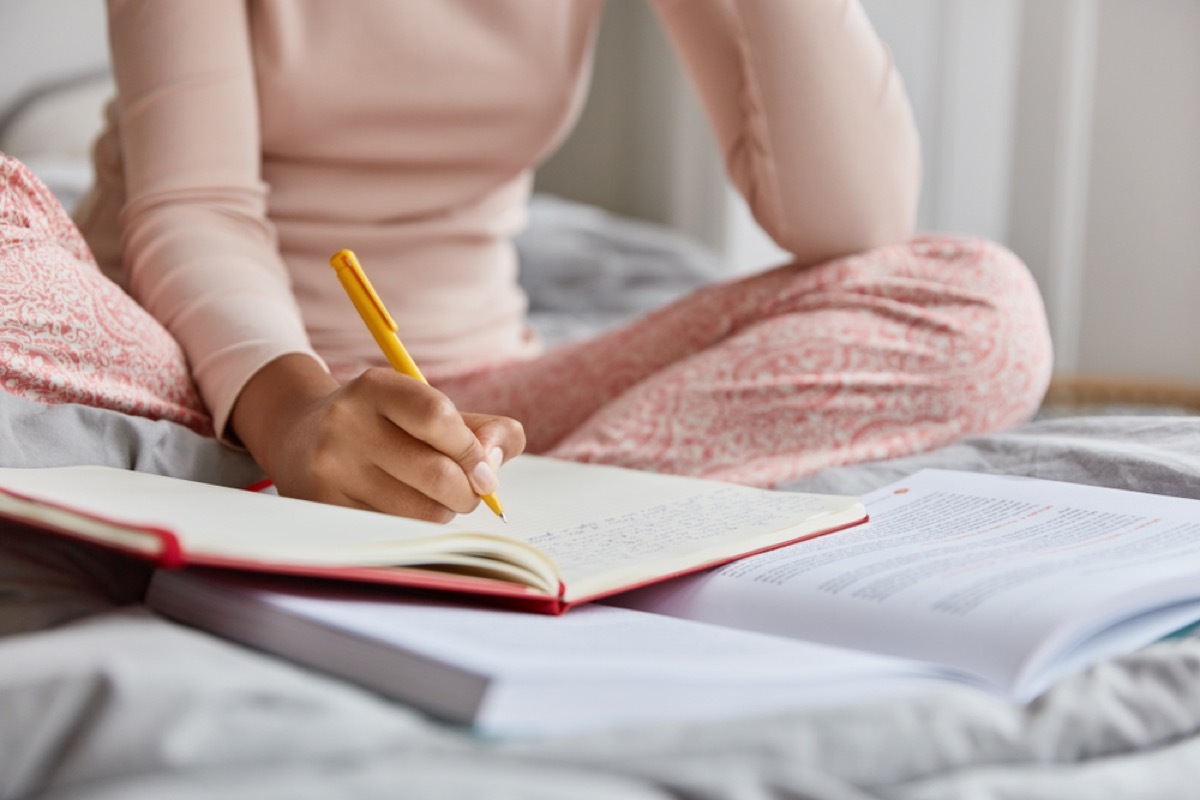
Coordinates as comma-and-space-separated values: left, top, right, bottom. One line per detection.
435, 236, 1053, 487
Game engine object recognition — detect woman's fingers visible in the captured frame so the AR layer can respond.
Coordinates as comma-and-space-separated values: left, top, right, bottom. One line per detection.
260, 365, 526, 522
355, 417, 480, 515
360, 369, 501, 494
341, 463, 461, 523
463, 412, 527, 470
357, 370, 499, 496
339, 369, 529, 517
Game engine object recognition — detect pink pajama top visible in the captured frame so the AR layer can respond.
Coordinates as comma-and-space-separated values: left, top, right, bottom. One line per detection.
78, 0, 920, 437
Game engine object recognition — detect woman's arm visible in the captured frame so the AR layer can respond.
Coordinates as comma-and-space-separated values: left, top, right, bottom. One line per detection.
651, 0, 922, 265
106, 0, 313, 437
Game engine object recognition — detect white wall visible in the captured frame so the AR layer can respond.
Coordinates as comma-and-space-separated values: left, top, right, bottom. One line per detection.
0, 0, 108, 112
1009, 0, 1200, 381
1007, 1, 1094, 373
1073, 0, 1200, 381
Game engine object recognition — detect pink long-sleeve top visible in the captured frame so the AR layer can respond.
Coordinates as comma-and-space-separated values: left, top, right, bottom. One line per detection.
78, 0, 920, 438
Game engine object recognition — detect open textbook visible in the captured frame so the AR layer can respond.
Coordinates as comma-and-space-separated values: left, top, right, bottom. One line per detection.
0, 456, 864, 613
615, 469, 1200, 700
147, 470, 1200, 736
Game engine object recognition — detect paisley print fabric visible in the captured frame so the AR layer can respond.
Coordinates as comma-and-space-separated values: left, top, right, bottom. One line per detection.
435, 236, 1054, 487
0, 155, 211, 434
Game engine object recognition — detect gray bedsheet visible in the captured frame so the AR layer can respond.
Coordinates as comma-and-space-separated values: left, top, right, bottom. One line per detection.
4, 195, 1199, 799
3, 390, 1200, 800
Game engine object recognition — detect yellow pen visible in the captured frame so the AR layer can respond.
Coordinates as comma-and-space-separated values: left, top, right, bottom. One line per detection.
329, 249, 507, 522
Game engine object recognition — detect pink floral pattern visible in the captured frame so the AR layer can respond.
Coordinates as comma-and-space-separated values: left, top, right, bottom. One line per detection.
435, 236, 1054, 487
0, 155, 211, 433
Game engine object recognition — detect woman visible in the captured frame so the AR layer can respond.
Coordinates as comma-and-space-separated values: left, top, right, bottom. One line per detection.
76, 0, 1053, 521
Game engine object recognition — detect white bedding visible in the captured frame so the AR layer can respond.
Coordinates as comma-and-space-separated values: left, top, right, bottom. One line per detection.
4, 77, 1199, 800
3, 390, 1200, 799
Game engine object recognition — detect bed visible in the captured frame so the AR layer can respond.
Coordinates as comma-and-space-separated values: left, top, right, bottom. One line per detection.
5, 28, 1200, 800
4, 198, 1200, 798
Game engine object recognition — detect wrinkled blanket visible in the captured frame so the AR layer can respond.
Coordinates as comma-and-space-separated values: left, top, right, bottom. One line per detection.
4, 199, 1200, 798
3, 391, 1200, 800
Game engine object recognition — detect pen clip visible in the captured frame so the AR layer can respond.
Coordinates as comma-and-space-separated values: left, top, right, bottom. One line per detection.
330, 249, 397, 331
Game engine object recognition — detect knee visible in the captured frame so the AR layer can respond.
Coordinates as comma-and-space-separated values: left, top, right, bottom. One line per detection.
908, 235, 1041, 309
911, 235, 1054, 429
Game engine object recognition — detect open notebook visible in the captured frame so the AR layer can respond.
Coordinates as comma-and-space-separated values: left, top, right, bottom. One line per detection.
0, 455, 866, 613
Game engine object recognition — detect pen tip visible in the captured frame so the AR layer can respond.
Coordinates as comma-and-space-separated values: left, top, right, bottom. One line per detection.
500, 513, 508, 524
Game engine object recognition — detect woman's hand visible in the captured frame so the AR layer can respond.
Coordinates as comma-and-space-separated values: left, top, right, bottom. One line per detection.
230, 354, 525, 522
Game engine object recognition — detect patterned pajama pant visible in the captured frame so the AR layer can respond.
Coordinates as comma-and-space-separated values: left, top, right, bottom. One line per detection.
435, 237, 1054, 487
